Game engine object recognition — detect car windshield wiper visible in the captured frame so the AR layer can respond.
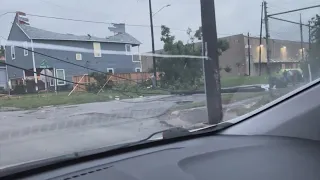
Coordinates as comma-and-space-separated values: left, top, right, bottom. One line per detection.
0, 123, 234, 178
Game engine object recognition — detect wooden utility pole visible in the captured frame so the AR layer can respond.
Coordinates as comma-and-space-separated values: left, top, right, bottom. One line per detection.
148, 0, 157, 87
264, 1, 271, 76
247, 32, 251, 76
259, 2, 264, 76
200, 0, 222, 124
300, 14, 305, 61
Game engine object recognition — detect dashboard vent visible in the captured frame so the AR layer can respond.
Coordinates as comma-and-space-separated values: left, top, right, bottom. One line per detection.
62, 166, 111, 180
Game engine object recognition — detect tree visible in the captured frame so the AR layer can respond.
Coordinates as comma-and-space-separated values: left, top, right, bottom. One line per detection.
302, 14, 320, 80
156, 25, 229, 89
0, 46, 4, 57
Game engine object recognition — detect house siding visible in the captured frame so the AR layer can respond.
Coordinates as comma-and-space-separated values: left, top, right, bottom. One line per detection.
32, 40, 141, 83
5, 23, 33, 79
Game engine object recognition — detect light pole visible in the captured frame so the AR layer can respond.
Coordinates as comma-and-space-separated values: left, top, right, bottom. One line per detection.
148, 0, 171, 87
153, 4, 171, 17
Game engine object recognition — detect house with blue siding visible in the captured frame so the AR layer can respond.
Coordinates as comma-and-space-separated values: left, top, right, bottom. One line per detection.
5, 12, 142, 91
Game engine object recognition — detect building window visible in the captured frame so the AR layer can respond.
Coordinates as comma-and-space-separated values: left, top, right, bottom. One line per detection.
135, 68, 141, 72
76, 53, 82, 60
93, 42, 102, 57
56, 69, 66, 85
23, 42, 28, 56
125, 44, 131, 52
50, 78, 55, 86
107, 68, 114, 74
11, 46, 15, 60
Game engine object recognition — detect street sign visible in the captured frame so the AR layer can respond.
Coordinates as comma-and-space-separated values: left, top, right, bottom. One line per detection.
40, 60, 49, 68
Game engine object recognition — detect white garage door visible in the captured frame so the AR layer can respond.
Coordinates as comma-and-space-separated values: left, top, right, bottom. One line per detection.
0, 68, 7, 89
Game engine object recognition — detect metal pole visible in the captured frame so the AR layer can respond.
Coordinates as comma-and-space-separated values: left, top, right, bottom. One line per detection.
200, 0, 222, 124
247, 32, 251, 76
259, 2, 264, 76
148, 0, 157, 87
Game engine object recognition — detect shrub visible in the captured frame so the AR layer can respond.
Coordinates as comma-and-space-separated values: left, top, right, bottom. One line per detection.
12, 84, 26, 95
86, 83, 99, 93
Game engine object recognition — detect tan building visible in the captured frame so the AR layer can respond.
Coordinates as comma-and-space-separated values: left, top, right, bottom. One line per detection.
142, 34, 309, 76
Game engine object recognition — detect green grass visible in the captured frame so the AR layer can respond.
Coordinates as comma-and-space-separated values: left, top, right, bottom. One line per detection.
0, 90, 163, 110
221, 76, 268, 88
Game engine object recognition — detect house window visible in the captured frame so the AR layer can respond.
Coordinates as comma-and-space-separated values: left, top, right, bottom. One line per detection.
23, 42, 28, 56
135, 68, 141, 72
11, 46, 15, 60
93, 42, 102, 57
50, 78, 55, 86
56, 69, 66, 85
125, 44, 131, 52
76, 53, 82, 60
107, 68, 114, 74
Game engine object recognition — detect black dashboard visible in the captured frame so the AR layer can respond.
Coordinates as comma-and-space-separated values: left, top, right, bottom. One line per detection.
23, 135, 320, 180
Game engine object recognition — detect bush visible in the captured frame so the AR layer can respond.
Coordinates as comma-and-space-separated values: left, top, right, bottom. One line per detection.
86, 83, 99, 93
12, 84, 26, 95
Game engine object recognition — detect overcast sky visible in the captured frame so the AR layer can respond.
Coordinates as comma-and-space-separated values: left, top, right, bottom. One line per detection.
0, 0, 319, 52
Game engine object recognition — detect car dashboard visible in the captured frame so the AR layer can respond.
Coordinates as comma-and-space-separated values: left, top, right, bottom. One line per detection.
23, 134, 320, 180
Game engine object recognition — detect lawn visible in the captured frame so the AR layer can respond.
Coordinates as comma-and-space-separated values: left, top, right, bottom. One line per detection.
0, 89, 168, 110
221, 76, 268, 88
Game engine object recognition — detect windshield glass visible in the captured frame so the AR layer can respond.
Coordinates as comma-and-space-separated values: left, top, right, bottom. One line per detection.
0, 0, 319, 169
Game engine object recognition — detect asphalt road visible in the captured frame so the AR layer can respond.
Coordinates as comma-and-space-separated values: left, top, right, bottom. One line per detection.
0, 94, 259, 168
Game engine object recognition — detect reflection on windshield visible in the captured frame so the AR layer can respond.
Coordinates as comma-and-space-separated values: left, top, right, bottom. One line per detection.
0, 0, 319, 169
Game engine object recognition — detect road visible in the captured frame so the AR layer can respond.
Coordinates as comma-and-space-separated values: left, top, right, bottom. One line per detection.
0, 94, 260, 168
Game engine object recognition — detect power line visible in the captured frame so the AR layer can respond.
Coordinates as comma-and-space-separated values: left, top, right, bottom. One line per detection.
268, 4, 320, 17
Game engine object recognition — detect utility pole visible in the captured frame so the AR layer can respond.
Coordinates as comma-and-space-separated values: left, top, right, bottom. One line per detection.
300, 14, 305, 61
247, 32, 251, 76
259, 1, 264, 76
308, 20, 312, 82
264, 1, 271, 76
200, 0, 222, 125
148, 0, 157, 87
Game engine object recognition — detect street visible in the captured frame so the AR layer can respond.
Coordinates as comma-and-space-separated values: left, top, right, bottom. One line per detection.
0, 94, 261, 168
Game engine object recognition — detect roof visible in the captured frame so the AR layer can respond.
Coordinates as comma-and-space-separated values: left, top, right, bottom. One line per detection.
18, 24, 141, 45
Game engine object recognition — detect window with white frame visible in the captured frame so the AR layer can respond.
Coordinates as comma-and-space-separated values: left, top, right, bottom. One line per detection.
56, 69, 66, 85
125, 44, 131, 52
50, 78, 55, 86
76, 53, 82, 60
93, 42, 102, 57
11, 46, 15, 60
107, 68, 114, 74
135, 68, 141, 73
23, 42, 28, 56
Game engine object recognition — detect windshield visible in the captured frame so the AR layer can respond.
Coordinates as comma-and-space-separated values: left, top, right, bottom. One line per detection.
0, 0, 319, 169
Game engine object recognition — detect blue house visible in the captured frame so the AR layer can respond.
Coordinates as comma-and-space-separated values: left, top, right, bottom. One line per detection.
5, 12, 142, 91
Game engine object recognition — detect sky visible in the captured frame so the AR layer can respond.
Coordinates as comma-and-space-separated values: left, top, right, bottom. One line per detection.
0, 0, 319, 52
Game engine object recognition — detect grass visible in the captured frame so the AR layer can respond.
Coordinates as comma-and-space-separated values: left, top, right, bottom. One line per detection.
0, 90, 164, 110
221, 76, 268, 88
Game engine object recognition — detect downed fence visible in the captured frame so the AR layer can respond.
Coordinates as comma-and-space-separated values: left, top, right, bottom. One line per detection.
71, 72, 159, 92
